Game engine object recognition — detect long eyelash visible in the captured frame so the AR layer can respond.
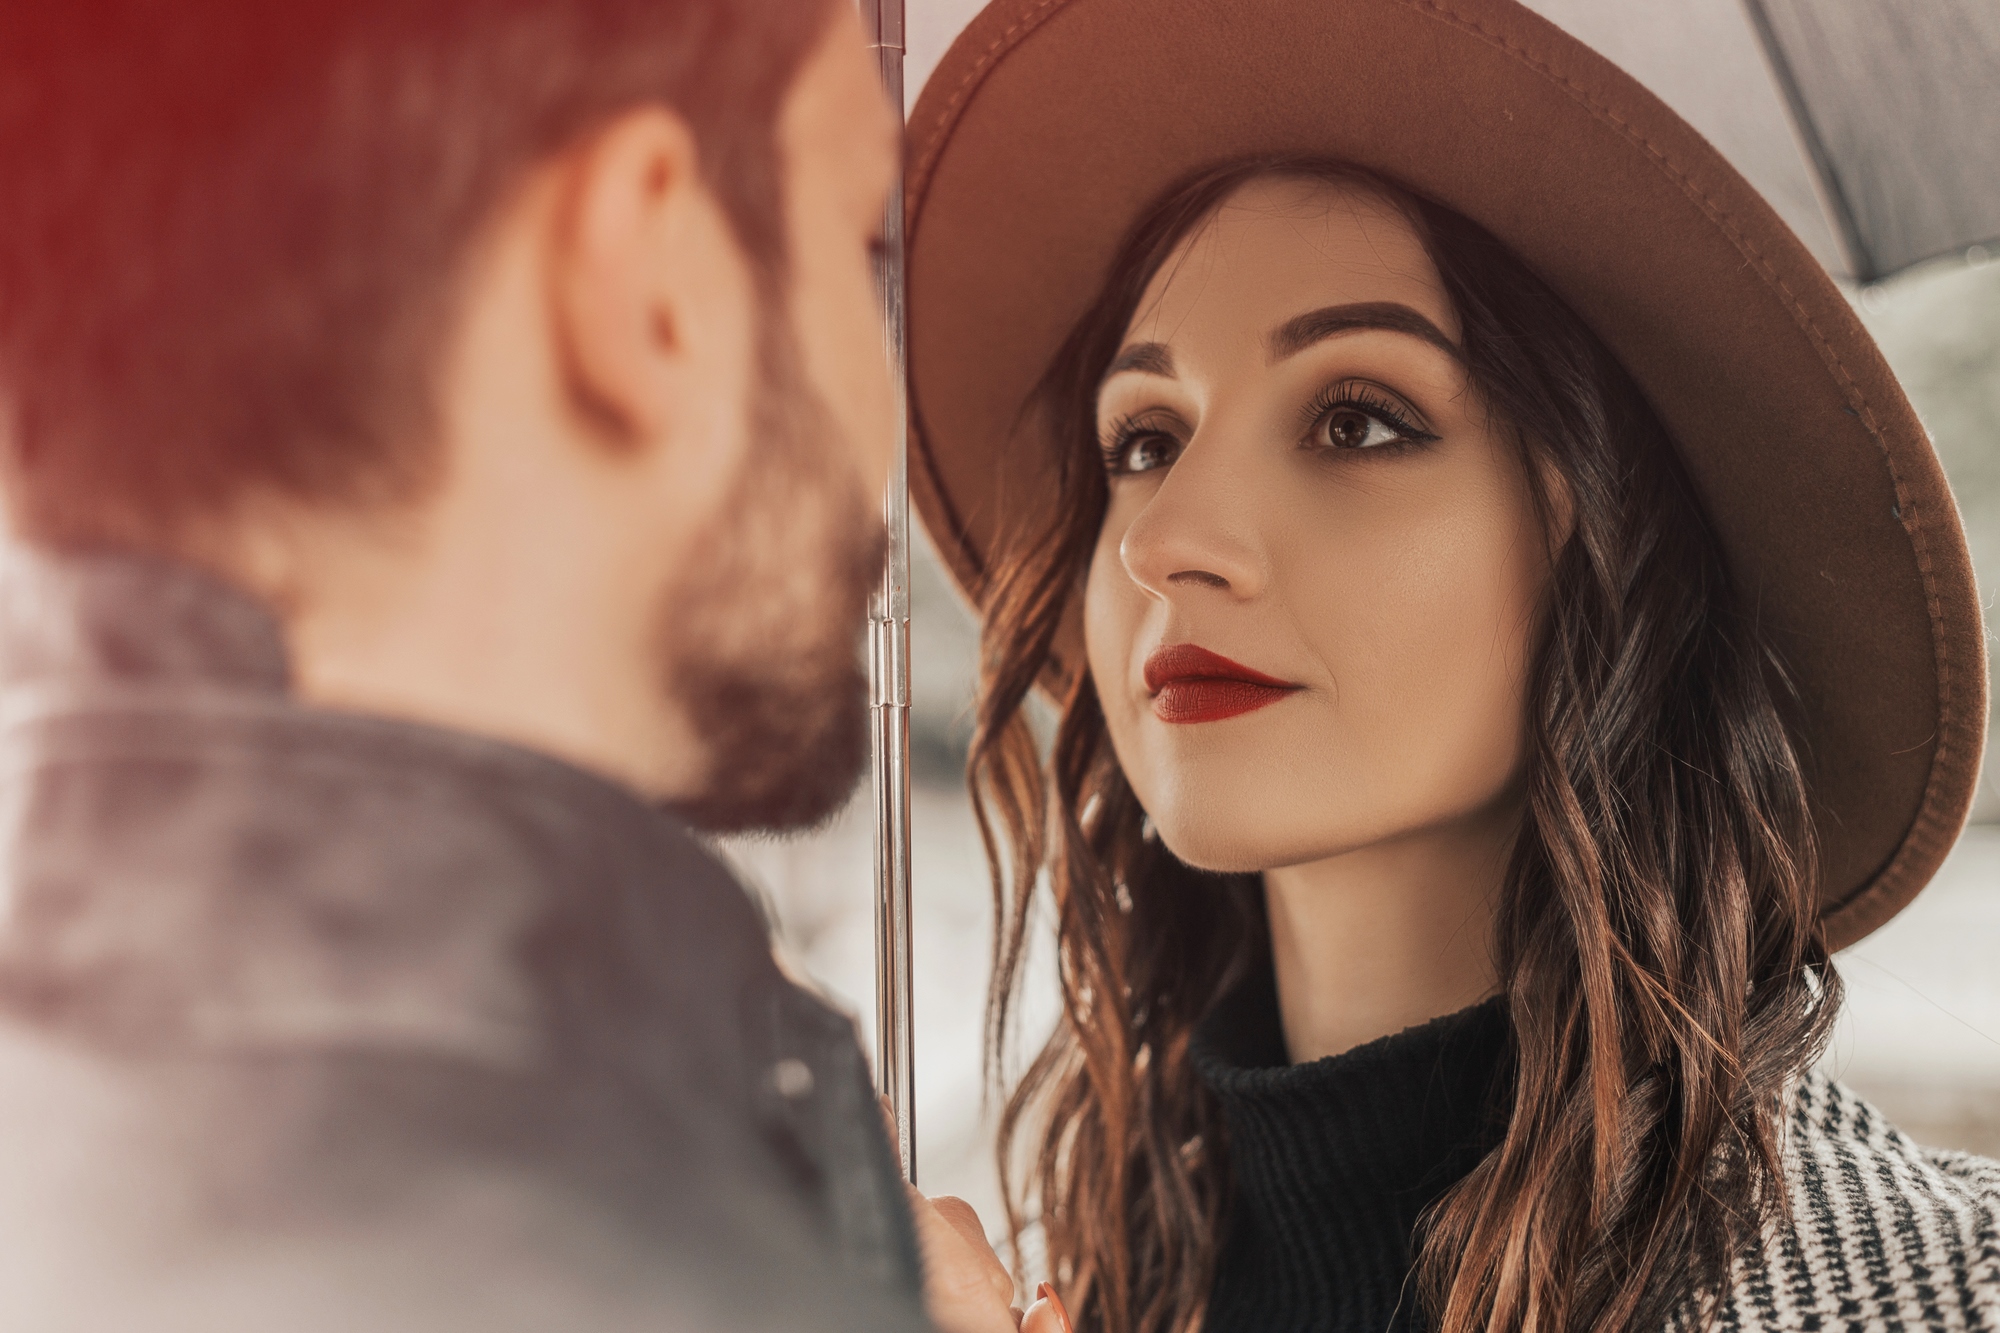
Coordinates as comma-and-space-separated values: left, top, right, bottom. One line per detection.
1298, 380, 1438, 443
1099, 413, 1140, 460
1099, 412, 1177, 468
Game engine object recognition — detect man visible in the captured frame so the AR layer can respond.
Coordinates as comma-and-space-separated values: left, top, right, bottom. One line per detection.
0, 1, 933, 1326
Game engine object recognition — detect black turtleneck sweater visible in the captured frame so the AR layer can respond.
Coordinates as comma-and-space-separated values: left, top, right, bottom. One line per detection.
1192, 967, 1511, 1333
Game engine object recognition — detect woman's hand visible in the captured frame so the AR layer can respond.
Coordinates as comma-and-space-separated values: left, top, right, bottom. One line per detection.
906, 1189, 1070, 1333
907, 1191, 1015, 1333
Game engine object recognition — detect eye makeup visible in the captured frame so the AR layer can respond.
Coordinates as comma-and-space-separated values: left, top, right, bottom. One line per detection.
1297, 378, 1440, 455
1099, 409, 1187, 475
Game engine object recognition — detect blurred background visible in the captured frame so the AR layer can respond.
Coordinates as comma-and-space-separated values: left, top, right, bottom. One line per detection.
719, 0, 2000, 1253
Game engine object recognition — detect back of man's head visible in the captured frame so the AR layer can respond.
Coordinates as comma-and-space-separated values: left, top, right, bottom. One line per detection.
0, 0, 828, 547
0, 0, 897, 831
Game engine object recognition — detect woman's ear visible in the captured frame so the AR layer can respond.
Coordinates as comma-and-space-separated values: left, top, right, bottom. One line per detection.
1529, 441, 1577, 559
544, 106, 746, 454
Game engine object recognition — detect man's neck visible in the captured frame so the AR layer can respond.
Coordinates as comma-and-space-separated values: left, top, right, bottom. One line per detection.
214, 488, 705, 804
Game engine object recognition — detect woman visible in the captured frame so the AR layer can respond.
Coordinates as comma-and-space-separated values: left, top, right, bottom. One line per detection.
898, 2, 1996, 1332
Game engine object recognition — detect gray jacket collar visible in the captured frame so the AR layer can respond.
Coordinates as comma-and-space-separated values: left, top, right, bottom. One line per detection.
0, 545, 778, 1072
0, 546, 290, 693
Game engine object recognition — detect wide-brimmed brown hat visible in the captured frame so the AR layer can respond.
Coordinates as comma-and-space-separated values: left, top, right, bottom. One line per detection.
903, 0, 1987, 948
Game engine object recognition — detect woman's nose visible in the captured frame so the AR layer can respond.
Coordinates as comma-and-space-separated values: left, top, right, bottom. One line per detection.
1116, 442, 1268, 602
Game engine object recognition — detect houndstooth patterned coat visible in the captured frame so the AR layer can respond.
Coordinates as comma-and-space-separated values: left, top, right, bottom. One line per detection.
1700, 1074, 2000, 1332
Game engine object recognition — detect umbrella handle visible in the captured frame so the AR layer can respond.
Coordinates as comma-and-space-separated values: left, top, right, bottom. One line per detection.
863, 0, 916, 1187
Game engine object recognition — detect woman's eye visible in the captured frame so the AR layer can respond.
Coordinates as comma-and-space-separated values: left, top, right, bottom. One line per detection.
1103, 424, 1183, 475
1122, 433, 1178, 472
1314, 406, 1409, 451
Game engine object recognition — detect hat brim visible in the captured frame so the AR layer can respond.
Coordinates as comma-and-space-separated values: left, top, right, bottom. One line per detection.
904, 0, 1987, 948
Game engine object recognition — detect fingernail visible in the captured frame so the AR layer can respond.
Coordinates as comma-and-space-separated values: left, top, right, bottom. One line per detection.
1036, 1284, 1074, 1333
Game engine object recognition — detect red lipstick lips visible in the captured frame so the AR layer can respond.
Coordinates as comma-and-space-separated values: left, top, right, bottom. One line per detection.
1143, 644, 1301, 724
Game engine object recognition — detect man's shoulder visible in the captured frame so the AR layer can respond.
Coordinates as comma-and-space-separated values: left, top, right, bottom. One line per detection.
0, 1022, 926, 1332
1709, 1073, 2000, 1332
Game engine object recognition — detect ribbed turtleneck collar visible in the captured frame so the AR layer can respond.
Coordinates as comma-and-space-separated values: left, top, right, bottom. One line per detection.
1193, 967, 1510, 1333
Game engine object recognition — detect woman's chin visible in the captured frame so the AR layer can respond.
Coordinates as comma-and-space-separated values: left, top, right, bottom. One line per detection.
1150, 816, 1346, 877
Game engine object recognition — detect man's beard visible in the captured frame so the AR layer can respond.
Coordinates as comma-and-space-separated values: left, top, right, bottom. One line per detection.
659, 308, 884, 834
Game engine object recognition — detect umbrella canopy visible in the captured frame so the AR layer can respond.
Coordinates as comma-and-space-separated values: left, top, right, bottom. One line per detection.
905, 0, 2000, 285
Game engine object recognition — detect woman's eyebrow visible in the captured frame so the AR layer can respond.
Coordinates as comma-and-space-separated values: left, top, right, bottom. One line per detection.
1102, 341, 1175, 382
1267, 301, 1462, 363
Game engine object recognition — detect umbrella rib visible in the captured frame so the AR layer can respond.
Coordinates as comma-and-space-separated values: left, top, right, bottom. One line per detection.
1737, 0, 1877, 283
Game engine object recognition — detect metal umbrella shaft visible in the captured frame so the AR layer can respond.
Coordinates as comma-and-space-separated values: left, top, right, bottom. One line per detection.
863, 0, 916, 1187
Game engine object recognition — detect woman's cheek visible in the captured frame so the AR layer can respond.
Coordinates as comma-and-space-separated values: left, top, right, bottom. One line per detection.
1284, 492, 1539, 826
1083, 531, 1152, 793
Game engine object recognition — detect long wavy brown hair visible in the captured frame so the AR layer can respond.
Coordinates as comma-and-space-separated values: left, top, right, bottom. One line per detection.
967, 160, 1842, 1333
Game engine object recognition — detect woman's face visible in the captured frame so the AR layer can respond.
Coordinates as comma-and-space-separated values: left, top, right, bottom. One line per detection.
1084, 175, 1552, 873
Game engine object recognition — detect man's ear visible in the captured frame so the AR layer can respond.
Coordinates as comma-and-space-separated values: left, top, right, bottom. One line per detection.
547, 106, 736, 451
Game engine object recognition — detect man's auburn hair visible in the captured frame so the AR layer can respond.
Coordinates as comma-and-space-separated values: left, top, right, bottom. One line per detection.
0, 0, 838, 549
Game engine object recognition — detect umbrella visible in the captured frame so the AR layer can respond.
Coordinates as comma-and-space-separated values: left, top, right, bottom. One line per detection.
865, 0, 2000, 1184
